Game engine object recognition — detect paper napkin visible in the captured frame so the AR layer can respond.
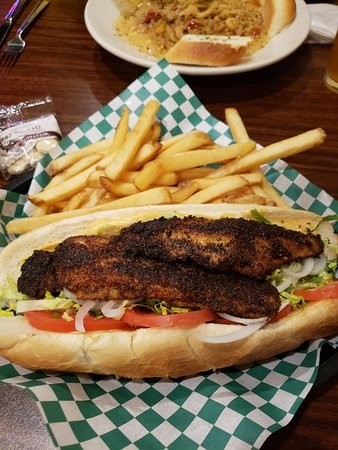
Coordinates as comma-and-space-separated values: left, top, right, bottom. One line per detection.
306, 3, 338, 44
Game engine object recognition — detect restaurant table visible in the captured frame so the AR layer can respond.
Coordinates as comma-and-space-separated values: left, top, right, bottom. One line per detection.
0, 1, 337, 449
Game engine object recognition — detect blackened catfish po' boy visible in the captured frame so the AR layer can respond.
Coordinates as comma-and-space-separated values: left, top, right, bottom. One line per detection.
0, 203, 337, 378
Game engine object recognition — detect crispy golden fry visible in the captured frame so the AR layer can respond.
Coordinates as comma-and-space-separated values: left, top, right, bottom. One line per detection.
78, 188, 110, 208
7, 187, 172, 234
133, 160, 163, 191
182, 174, 257, 204
29, 166, 96, 206
192, 172, 262, 190
159, 131, 212, 158
207, 128, 326, 178
176, 167, 215, 181
48, 138, 114, 176
225, 107, 250, 143
129, 141, 162, 170
169, 182, 199, 203
260, 176, 291, 208
143, 121, 161, 143
120, 171, 178, 186
31, 205, 50, 217
21, 103, 326, 232
56, 153, 103, 181
62, 190, 89, 211
104, 100, 160, 180
159, 131, 197, 152
96, 107, 130, 170
86, 169, 105, 189
158, 141, 255, 173
100, 177, 140, 197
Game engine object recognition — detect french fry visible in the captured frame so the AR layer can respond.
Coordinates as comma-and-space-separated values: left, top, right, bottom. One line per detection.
159, 131, 212, 158
100, 177, 140, 197
96, 107, 130, 170
192, 172, 262, 190
169, 182, 199, 203
260, 176, 291, 208
104, 100, 160, 180
120, 171, 178, 186
225, 108, 250, 143
7, 187, 172, 235
31, 205, 50, 217
143, 121, 161, 143
133, 160, 163, 191
86, 169, 105, 189
158, 141, 255, 173
20, 102, 326, 233
129, 141, 162, 170
56, 153, 103, 181
159, 131, 197, 152
62, 190, 89, 211
48, 138, 114, 176
182, 174, 257, 204
207, 128, 326, 178
29, 165, 97, 206
176, 167, 215, 181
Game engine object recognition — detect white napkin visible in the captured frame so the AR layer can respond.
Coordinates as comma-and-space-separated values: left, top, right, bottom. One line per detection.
306, 4, 338, 44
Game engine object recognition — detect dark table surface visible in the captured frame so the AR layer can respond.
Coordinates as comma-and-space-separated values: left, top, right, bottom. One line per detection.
0, 1, 338, 449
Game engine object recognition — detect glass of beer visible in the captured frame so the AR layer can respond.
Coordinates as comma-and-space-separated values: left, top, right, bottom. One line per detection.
324, 29, 338, 93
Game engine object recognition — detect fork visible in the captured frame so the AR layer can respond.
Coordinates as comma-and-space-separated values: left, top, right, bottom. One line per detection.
0, 0, 50, 71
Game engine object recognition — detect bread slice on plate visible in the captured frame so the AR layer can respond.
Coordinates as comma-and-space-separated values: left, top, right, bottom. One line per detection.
165, 35, 252, 67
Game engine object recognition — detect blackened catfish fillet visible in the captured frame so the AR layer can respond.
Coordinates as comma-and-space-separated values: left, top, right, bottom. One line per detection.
17, 235, 280, 319
116, 216, 324, 279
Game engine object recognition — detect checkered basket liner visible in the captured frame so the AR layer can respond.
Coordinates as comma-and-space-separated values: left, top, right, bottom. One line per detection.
0, 59, 337, 449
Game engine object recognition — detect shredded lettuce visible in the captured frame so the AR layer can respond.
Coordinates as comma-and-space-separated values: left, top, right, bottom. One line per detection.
128, 299, 190, 315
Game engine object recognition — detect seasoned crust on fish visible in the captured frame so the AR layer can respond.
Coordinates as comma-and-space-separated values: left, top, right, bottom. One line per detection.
17, 236, 280, 319
117, 216, 324, 279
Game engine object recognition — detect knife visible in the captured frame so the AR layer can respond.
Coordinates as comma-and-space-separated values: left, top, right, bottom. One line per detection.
0, 0, 32, 48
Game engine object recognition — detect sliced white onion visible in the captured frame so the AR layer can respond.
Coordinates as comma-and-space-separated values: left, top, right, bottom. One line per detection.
274, 276, 296, 293
217, 312, 268, 325
278, 299, 290, 312
75, 300, 96, 333
101, 300, 125, 320
63, 287, 77, 300
283, 258, 314, 278
199, 320, 268, 344
309, 254, 327, 275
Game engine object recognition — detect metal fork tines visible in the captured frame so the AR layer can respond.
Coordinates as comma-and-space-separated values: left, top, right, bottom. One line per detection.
0, 0, 50, 71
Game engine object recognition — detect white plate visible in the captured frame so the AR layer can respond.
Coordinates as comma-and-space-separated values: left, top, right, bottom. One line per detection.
84, 0, 310, 76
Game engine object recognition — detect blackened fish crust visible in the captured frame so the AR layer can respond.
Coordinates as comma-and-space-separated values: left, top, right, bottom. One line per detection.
117, 216, 324, 279
17, 235, 280, 319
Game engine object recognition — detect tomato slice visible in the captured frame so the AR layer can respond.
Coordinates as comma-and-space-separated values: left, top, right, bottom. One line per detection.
293, 281, 338, 302
121, 308, 217, 328
24, 311, 132, 332
214, 317, 240, 325
269, 305, 293, 323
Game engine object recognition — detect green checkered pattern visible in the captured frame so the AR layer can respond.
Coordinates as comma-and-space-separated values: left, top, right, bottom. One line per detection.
0, 59, 337, 449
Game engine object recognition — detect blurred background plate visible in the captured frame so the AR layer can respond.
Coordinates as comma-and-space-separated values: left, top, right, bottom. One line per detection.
84, 0, 311, 76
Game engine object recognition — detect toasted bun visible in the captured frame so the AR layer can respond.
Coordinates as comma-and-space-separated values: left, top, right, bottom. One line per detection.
0, 204, 337, 378
165, 0, 296, 67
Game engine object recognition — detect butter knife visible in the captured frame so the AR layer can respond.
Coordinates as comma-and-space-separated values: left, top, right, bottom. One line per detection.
0, 0, 31, 48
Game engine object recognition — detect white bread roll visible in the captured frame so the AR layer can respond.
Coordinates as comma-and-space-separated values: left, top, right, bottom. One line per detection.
0, 299, 337, 378
0, 204, 337, 378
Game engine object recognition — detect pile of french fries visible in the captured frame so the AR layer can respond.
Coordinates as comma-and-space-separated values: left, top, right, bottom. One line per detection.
6, 100, 326, 234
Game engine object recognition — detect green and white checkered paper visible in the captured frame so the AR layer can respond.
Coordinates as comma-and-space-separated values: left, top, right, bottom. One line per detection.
0, 59, 337, 449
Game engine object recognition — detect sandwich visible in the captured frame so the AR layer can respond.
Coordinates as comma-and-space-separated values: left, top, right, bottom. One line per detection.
0, 203, 337, 378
